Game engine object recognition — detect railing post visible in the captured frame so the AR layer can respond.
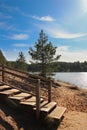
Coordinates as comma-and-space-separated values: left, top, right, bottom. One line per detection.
48, 80, 52, 102
36, 79, 40, 119
2, 65, 5, 82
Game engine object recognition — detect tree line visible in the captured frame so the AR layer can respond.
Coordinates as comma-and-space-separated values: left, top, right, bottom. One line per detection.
0, 30, 87, 76
28, 61, 87, 72
0, 49, 87, 73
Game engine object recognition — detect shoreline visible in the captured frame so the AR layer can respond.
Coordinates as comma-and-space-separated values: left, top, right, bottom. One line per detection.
54, 80, 87, 130
55, 79, 87, 90
52, 80, 87, 113
53, 72, 87, 89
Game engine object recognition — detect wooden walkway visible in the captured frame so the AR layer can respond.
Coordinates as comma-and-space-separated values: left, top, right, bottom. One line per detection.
0, 65, 66, 120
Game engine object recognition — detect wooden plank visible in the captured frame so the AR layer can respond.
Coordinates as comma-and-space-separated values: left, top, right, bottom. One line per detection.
40, 101, 48, 108
48, 81, 52, 102
36, 79, 40, 119
0, 82, 4, 86
0, 88, 20, 96
9, 92, 31, 100
20, 96, 36, 106
34, 101, 48, 110
20, 96, 44, 107
0, 85, 11, 91
40, 102, 57, 113
49, 106, 66, 120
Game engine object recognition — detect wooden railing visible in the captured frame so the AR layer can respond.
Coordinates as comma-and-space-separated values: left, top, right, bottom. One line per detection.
0, 64, 52, 118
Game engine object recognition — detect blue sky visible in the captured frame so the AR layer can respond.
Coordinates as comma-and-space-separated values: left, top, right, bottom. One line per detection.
0, 0, 87, 63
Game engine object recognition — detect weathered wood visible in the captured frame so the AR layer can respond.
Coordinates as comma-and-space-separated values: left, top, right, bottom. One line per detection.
49, 106, 66, 120
20, 96, 43, 106
3, 70, 29, 80
40, 102, 57, 113
0, 65, 67, 122
0, 82, 4, 86
0, 85, 11, 91
0, 65, 52, 95
3, 65, 29, 76
20, 96, 36, 106
34, 101, 48, 110
48, 81, 52, 102
9, 92, 31, 100
2, 81, 37, 98
36, 79, 41, 119
0, 88, 20, 96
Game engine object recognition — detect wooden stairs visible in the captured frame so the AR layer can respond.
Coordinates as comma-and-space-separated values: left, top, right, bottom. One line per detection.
0, 83, 66, 120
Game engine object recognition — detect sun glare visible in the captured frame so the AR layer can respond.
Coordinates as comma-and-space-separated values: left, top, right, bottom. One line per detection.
81, 0, 87, 13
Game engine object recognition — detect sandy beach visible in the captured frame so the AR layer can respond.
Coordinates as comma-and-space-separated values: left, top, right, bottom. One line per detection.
52, 81, 87, 130
0, 81, 87, 130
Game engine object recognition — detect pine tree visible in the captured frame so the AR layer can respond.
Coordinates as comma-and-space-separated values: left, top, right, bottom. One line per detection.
15, 51, 27, 71
29, 30, 61, 77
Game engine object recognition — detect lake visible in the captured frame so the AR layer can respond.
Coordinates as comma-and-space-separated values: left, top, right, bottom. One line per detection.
53, 72, 87, 89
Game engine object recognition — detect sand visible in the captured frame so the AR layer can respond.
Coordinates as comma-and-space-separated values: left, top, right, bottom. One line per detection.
52, 81, 87, 130
0, 81, 87, 130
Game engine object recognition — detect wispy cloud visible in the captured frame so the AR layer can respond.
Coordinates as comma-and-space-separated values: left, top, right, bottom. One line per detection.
80, 0, 87, 14
9, 34, 29, 40
0, 4, 20, 12
47, 29, 87, 39
0, 12, 12, 19
31, 15, 55, 22
0, 4, 55, 23
56, 46, 87, 62
0, 23, 30, 33
13, 43, 29, 47
37, 23, 87, 39
0, 4, 24, 18
0, 21, 15, 30
0, 22, 5, 27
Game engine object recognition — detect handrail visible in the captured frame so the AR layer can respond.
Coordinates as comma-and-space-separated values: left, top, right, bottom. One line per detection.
0, 64, 52, 118
0, 64, 52, 93
0, 64, 52, 81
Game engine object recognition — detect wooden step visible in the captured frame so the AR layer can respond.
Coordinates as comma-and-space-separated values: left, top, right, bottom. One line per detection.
0, 85, 11, 91
0, 88, 20, 96
20, 96, 44, 107
9, 92, 31, 101
33, 101, 48, 110
40, 101, 48, 108
49, 106, 66, 120
0, 82, 4, 86
40, 102, 57, 113
20, 96, 36, 106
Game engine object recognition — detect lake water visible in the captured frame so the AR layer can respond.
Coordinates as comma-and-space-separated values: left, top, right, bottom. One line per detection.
53, 72, 87, 89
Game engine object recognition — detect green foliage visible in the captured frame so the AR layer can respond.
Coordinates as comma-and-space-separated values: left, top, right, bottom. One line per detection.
15, 51, 27, 71
28, 61, 87, 72
0, 50, 6, 65
29, 30, 61, 77
6, 61, 16, 68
